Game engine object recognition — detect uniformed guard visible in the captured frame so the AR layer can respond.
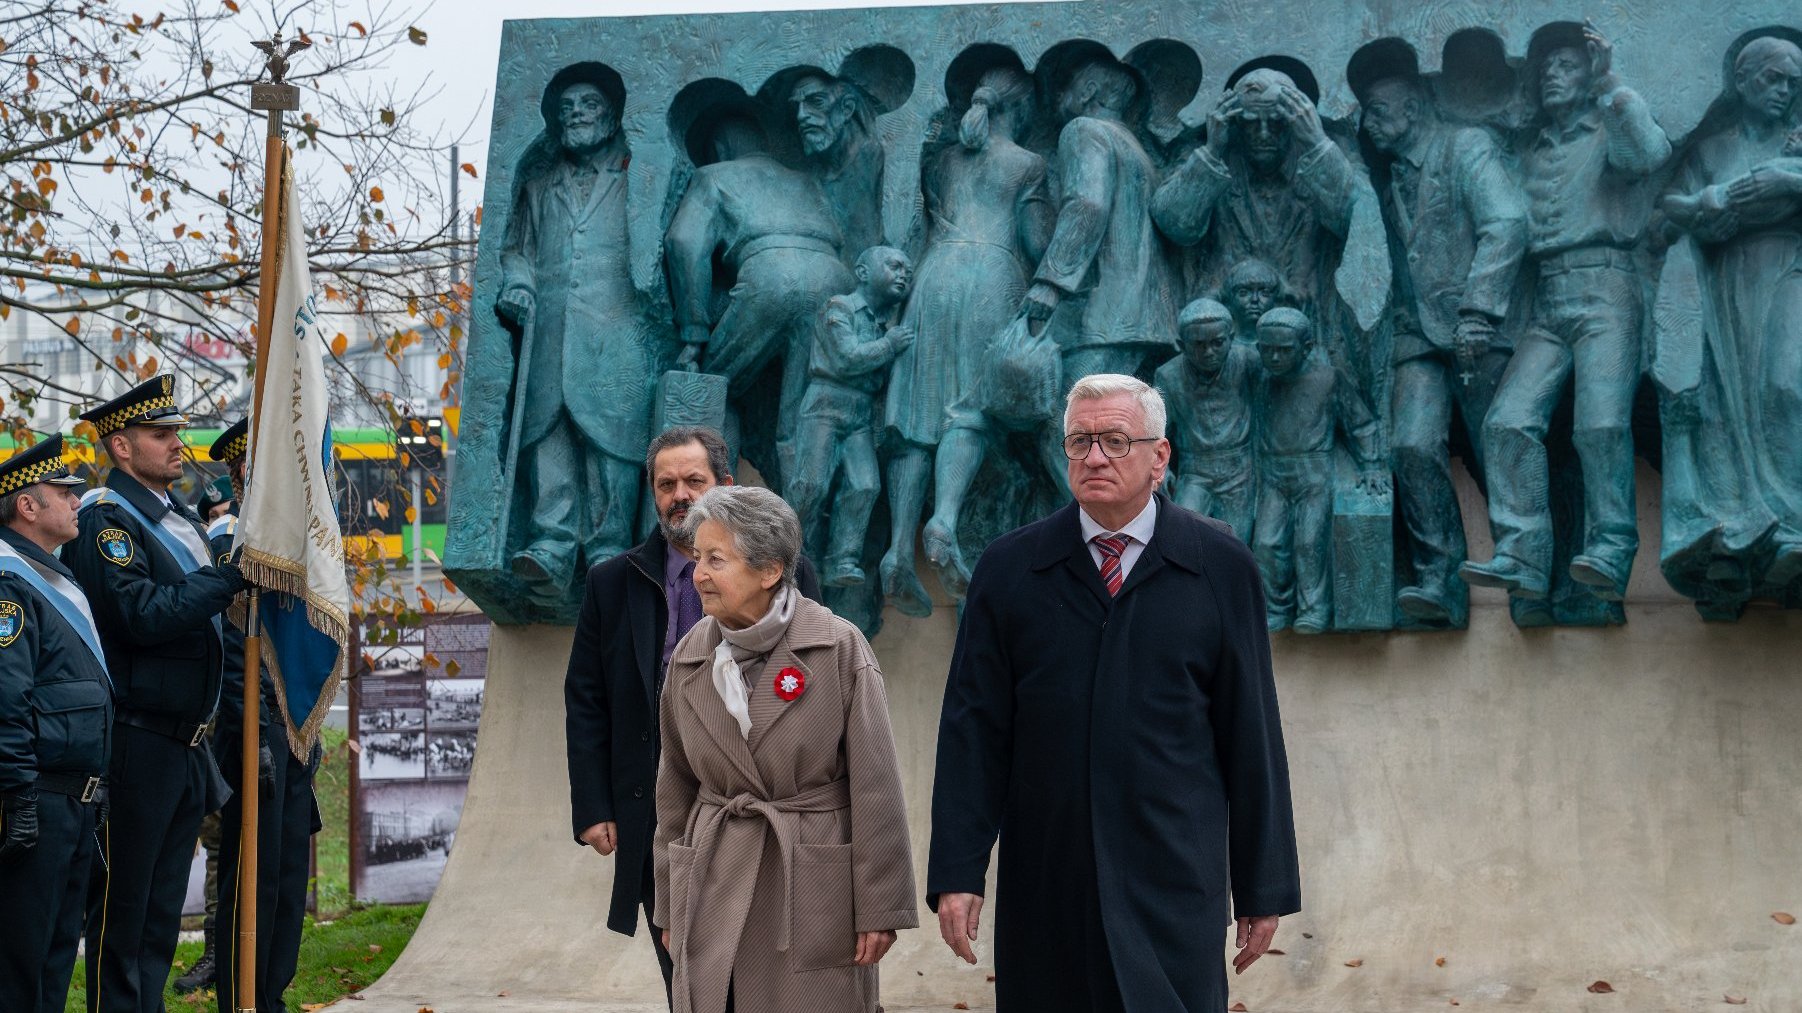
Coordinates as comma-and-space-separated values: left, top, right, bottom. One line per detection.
64, 375, 247, 1013
0, 435, 112, 1013
207, 418, 323, 1012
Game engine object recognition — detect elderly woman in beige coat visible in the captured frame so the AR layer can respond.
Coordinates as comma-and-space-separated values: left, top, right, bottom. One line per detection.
653, 485, 916, 1013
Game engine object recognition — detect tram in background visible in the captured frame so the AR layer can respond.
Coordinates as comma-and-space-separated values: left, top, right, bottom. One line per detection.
0, 425, 449, 565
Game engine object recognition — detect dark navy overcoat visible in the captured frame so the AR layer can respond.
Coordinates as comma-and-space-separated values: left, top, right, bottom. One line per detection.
927, 494, 1301, 1012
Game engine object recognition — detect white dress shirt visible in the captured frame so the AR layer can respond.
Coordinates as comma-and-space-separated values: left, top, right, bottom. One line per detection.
1078, 495, 1158, 583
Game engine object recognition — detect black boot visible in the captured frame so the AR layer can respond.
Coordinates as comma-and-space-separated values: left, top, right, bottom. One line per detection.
172, 926, 217, 994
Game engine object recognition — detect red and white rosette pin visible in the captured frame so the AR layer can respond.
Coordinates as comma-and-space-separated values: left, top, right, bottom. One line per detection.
774, 666, 806, 702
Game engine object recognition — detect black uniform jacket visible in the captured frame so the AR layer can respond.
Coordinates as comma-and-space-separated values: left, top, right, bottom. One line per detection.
0, 528, 114, 794
927, 495, 1301, 1013
66, 470, 243, 723
208, 522, 274, 742
564, 527, 819, 936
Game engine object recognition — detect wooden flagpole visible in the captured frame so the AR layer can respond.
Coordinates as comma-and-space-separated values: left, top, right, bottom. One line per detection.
242, 33, 303, 1013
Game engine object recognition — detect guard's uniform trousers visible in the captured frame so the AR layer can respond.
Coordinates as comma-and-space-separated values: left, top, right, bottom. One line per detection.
67, 470, 243, 1013
0, 529, 114, 1013
209, 521, 322, 1012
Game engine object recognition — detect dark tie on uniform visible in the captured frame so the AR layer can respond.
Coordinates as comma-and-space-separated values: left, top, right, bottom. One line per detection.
1092, 535, 1128, 597
676, 560, 703, 638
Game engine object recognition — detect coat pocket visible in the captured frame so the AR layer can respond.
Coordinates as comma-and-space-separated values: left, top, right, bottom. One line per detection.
789, 841, 856, 972
666, 842, 696, 945
33, 677, 109, 773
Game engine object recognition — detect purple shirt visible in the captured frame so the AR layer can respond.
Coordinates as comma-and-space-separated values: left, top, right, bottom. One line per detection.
662, 546, 697, 672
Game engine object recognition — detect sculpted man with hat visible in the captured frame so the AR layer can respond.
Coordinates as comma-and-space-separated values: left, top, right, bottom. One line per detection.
497, 61, 667, 593
759, 46, 914, 264
665, 84, 855, 480
1464, 19, 1670, 605
64, 375, 248, 1013
0, 434, 111, 1013
1348, 39, 1528, 628
1024, 39, 1183, 387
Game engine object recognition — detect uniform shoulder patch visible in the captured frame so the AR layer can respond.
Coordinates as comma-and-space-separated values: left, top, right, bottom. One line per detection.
98, 527, 134, 567
0, 600, 23, 647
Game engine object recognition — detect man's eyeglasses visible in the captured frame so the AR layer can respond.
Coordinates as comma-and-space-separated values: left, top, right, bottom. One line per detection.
1063, 431, 1158, 460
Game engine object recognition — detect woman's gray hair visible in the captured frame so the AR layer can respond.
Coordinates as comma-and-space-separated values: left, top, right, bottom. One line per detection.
680, 485, 802, 588
1063, 373, 1168, 439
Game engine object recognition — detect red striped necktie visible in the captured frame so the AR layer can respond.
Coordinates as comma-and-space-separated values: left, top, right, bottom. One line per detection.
1092, 534, 1128, 596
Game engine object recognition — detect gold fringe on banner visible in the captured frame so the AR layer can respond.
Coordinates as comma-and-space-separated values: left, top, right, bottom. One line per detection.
239, 546, 350, 760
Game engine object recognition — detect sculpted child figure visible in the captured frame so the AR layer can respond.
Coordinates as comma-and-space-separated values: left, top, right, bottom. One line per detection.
1252, 307, 1386, 633
1220, 258, 1286, 342
787, 246, 917, 587
1154, 298, 1259, 541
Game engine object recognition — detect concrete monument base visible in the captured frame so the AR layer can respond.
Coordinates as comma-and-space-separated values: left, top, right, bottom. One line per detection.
346, 588, 1802, 1012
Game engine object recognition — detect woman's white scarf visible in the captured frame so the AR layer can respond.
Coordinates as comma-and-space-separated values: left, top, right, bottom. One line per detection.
711, 585, 795, 739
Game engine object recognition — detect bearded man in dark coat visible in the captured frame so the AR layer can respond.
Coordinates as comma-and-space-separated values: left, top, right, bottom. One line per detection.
926, 373, 1300, 1012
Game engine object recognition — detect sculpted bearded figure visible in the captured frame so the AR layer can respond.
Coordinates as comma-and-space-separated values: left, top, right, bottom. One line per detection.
664, 86, 855, 480
761, 48, 914, 266
497, 63, 666, 593
1349, 39, 1528, 628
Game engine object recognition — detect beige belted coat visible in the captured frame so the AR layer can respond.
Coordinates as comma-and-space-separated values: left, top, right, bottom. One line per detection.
652, 595, 916, 1013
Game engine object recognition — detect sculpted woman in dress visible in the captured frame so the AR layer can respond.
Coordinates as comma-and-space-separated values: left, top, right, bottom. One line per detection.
879, 50, 1053, 610
1658, 33, 1802, 615
653, 486, 915, 1013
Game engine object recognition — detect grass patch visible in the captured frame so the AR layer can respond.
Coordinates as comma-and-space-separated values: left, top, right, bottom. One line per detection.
314, 726, 352, 918
63, 727, 420, 1012
64, 903, 424, 1012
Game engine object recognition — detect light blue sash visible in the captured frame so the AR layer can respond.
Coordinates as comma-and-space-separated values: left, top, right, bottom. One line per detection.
84, 488, 210, 573
0, 542, 111, 688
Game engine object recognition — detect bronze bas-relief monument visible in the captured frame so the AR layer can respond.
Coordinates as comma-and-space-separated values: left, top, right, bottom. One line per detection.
446, 5, 1802, 632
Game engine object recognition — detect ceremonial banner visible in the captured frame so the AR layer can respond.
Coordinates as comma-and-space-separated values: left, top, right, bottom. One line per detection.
236, 148, 350, 758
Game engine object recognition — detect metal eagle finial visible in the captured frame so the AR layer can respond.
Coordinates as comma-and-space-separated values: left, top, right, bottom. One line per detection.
252, 30, 311, 85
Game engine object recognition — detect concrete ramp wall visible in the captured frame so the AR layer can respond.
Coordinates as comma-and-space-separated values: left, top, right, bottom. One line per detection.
352, 524, 1802, 1012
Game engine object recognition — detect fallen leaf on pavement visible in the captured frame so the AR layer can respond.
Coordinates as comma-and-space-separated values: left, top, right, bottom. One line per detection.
1436, 956, 1447, 967
1301, 932, 1313, 939
1344, 958, 1363, 967
985, 975, 996, 982
953, 1004, 969, 1010
1266, 949, 1285, 956
1230, 1003, 1248, 1012
1725, 995, 1747, 1005
1588, 981, 1615, 994
1774, 912, 1796, 925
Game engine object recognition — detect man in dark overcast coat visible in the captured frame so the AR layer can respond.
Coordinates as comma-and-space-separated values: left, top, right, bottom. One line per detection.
927, 373, 1300, 1012
563, 425, 819, 1004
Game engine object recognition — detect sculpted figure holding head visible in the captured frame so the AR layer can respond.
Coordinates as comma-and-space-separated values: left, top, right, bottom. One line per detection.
664, 85, 854, 481
1153, 57, 1389, 347
1348, 39, 1528, 628
885, 47, 1054, 612
1463, 20, 1670, 605
497, 63, 665, 592
1656, 30, 1802, 617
